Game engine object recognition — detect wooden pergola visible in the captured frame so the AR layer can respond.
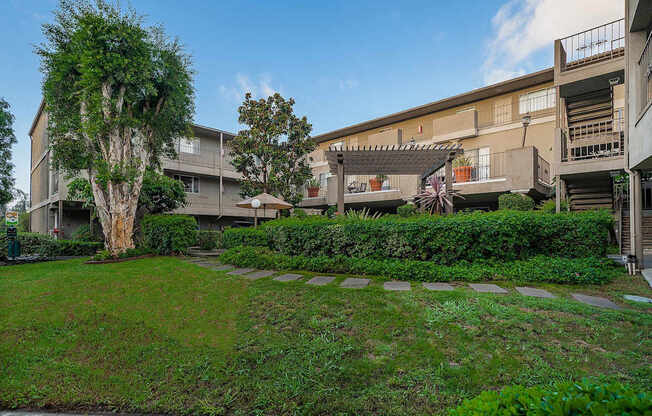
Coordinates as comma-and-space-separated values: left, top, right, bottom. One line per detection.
325, 143, 463, 214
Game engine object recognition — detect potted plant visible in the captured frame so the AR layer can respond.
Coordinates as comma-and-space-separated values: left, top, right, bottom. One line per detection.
369, 174, 387, 192
306, 178, 320, 197
452, 155, 473, 183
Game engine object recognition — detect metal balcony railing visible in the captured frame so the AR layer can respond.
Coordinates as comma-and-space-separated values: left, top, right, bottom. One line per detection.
559, 19, 625, 71
435, 152, 506, 183
561, 117, 624, 161
639, 31, 652, 114
303, 174, 403, 199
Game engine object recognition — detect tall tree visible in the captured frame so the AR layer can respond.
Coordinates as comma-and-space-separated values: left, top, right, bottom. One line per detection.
230, 93, 314, 205
0, 98, 17, 211
37, 0, 194, 255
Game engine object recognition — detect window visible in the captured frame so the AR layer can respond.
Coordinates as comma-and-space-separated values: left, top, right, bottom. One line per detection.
178, 137, 200, 154
174, 175, 199, 193
493, 98, 512, 124
319, 172, 331, 188
519, 87, 555, 114
331, 141, 344, 150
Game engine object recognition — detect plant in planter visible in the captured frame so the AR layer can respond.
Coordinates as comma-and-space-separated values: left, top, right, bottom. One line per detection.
306, 178, 321, 197
369, 174, 388, 192
452, 155, 473, 183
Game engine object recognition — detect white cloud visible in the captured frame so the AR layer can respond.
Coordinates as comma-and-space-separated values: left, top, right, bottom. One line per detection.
338, 79, 359, 90
219, 73, 281, 103
482, 0, 624, 85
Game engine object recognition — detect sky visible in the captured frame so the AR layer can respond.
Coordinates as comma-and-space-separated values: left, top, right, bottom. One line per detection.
0, 0, 624, 196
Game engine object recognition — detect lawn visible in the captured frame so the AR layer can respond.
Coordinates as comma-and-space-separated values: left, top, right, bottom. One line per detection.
0, 257, 650, 415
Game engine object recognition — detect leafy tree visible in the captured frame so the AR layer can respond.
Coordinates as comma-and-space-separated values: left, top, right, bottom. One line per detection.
0, 98, 17, 211
231, 93, 314, 205
36, 0, 194, 255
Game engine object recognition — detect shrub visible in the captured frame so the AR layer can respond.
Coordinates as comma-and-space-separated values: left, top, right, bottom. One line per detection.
324, 205, 337, 219
499, 193, 535, 211
292, 208, 308, 219
91, 247, 152, 261
55, 240, 103, 256
219, 246, 620, 284
0, 233, 102, 258
449, 379, 651, 415
245, 210, 613, 263
397, 203, 417, 217
222, 227, 268, 249
71, 224, 104, 242
537, 198, 569, 213
197, 230, 220, 250
141, 214, 198, 255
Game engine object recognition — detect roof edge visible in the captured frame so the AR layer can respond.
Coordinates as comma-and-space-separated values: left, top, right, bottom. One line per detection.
312, 67, 554, 143
28, 99, 46, 137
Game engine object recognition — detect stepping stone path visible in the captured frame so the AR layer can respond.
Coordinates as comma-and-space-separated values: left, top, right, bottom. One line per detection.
274, 273, 303, 282
571, 293, 621, 310
423, 282, 454, 291
623, 294, 652, 304
515, 287, 555, 298
469, 283, 508, 294
384, 281, 410, 291
306, 276, 336, 286
227, 268, 256, 276
340, 278, 370, 289
244, 270, 276, 280
208, 264, 235, 271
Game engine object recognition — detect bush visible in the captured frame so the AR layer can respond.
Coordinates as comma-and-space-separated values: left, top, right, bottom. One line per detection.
499, 193, 535, 211
91, 247, 152, 261
197, 230, 220, 250
292, 208, 308, 219
324, 205, 337, 219
71, 224, 104, 242
141, 214, 198, 255
396, 203, 417, 217
222, 227, 268, 249
234, 210, 613, 263
219, 246, 620, 284
0, 233, 102, 258
449, 379, 651, 415
537, 198, 569, 213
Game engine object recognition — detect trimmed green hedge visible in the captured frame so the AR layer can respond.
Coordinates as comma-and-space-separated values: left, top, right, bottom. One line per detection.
142, 214, 198, 255
222, 227, 268, 249
498, 193, 535, 211
219, 246, 620, 284
223, 210, 614, 262
449, 379, 651, 415
0, 233, 103, 258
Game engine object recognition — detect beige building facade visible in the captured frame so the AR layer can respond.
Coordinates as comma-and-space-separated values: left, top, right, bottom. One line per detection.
28, 104, 268, 238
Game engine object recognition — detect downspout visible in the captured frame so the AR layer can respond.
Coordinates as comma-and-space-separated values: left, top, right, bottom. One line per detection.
217, 132, 223, 221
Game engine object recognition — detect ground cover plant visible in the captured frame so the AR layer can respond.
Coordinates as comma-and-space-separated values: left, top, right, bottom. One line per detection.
0, 257, 649, 415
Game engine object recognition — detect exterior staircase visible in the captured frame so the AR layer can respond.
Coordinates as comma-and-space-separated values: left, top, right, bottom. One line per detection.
622, 215, 652, 254
566, 180, 613, 211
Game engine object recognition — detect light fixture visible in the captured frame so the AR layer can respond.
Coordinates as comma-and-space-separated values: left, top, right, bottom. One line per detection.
608, 77, 620, 86
521, 114, 531, 127
251, 198, 261, 209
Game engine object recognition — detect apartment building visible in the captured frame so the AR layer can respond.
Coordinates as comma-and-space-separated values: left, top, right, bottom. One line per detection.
301, 69, 561, 212
28, 103, 268, 237
625, 0, 652, 267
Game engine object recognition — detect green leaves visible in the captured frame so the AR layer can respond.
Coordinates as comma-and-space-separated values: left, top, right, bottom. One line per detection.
0, 98, 17, 207
230, 92, 315, 205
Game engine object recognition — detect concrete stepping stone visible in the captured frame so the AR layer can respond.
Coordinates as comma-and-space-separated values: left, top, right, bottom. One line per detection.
469, 283, 508, 294
515, 287, 555, 298
210, 264, 235, 271
384, 281, 410, 291
274, 273, 303, 282
623, 294, 652, 304
244, 270, 276, 280
227, 268, 256, 276
340, 278, 370, 289
423, 282, 454, 291
571, 293, 621, 310
306, 276, 336, 286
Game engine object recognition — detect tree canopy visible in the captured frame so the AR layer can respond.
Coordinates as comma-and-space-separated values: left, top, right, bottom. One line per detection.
36, 0, 194, 254
0, 98, 17, 210
230, 93, 314, 206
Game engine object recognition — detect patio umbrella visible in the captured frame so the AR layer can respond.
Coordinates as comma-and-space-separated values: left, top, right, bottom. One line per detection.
236, 192, 293, 226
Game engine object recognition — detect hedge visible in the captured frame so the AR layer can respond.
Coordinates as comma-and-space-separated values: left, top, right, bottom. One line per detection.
141, 214, 197, 255
0, 233, 103, 259
223, 210, 614, 263
219, 246, 620, 284
449, 379, 651, 415
197, 230, 220, 250
498, 193, 535, 211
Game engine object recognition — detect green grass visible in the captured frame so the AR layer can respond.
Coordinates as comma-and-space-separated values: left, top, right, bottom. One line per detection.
0, 257, 650, 415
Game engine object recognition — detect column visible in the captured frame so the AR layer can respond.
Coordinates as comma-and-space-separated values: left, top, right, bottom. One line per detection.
337, 158, 345, 215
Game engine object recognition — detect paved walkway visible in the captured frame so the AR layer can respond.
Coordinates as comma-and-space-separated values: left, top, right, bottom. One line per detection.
185, 258, 652, 311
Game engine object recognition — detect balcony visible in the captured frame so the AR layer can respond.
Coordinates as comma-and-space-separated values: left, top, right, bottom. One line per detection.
638, 31, 652, 115
558, 19, 625, 72
162, 148, 240, 179
433, 110, 477, 142
300, 174, 415, 208
476, 93, 555, 130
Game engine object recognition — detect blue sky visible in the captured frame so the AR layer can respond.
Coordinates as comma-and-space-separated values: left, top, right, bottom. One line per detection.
0, 0, 623, 195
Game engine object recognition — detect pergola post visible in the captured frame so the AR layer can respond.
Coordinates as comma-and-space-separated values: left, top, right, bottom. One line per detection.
444, 156, 454, 214
337, 156, 345, 215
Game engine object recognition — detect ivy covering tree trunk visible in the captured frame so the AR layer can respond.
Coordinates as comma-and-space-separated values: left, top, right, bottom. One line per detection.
37, 0, 194, 255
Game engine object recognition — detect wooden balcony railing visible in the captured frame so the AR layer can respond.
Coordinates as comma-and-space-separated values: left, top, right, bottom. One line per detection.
561, 117, 624, 162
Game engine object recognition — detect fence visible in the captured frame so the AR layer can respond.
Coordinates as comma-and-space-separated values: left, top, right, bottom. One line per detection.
559, 19, 625, 70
